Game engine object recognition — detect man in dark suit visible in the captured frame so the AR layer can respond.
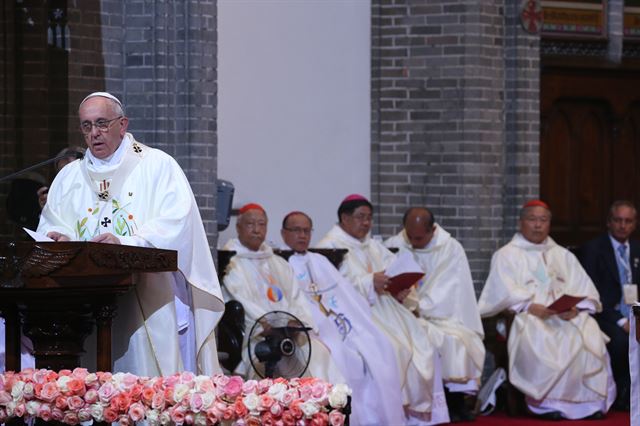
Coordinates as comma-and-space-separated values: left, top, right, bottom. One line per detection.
579, 200, 639, 410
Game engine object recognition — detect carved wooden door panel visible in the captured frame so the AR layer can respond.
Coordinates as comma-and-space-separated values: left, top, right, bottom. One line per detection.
541, 68, 640, 247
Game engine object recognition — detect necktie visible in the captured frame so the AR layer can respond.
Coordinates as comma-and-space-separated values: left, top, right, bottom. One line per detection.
618, 244, 631, 317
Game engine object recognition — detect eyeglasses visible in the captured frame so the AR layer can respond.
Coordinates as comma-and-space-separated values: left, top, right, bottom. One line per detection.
351, 213, 372, 222
283, 227, 313, 235
80, 116, 122, 134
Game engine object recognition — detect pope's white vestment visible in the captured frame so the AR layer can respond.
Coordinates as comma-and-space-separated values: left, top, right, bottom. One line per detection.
221, 239, 345, 386
317, 225, 449, 425
385, 225, 485, 392
287, 250, 406, 426
37, 133, 224, 376
478, 233, 615, 418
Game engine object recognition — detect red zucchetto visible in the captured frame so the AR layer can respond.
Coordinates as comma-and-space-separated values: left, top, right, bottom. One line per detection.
522, 199, 550, 210
239, 203, 265, 215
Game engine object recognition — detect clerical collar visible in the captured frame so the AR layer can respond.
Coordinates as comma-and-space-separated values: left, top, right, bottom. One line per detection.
85, 134, 132, 172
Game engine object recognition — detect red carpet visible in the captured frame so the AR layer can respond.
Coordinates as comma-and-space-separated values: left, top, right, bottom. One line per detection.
468, 411, 629, 425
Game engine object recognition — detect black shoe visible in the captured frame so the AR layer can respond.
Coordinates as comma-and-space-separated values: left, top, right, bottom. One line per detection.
445, 391, 475, 423
535, 411, 563, 421
582, 411, 605, 420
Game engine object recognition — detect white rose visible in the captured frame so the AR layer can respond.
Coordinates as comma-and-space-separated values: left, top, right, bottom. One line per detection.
56, 376, 71, 393
194, 412, 207, 426
11, 381, 25, 400
243, 393, 260, 413
173, 383, 190, 402
328, 384, 351, 408
25, 400, 40, 416
267, 383, 287, 402
300, 401, 319, 417
89, 403, 104, 422
159, 410, 172, 426
200, 392, 215, 410
146, 409, 160, 426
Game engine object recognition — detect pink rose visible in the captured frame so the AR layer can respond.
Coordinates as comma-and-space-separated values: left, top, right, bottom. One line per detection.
195, 377, 215, 393
0, 391, 11, 404
63, 411, 80, 425
128, 402, 146, 421
84, 389, 98, 404
51, 407, 64, 422
289, 400, 303, 419
205, 407, 219, 424
242, 379, 258, 394
121, 373, 138, 390
84, 373, 99, 389
311, 412, 329, 426
282, 389, 298, 406
59, 369, 72, 377
260, 394, 275, 409
222, 406, 235, 421
118, 414, 132, 426
328, 410, 345, 426
270, 402, 283, 417
98, 382, 117, 403
258, 378, 273, 393
170, 406, 186, 424
282, 410, 296, 426
19, 368, 35, 381
152, 392, 165, 410
224, 376, 243, 398
67, 379, 86, 396
39, 382, 60, 402
311, 382, 328, 400
142, 387, 156, 403
189, 393, 204, 413
111, 393, 132, 413
164, 374, 180, 388
298, 385, 313, 401
103, 407, 118, 423
97, 371, 113, 384
33, 369, 49, 384
234, 398, 248, 418
78, 407, 92, 422
67, 395, 85, 410
179, 371, 195, 384
38, 403, 52, 421
71, 368, 89, 380
14, 402, 26, 417
213, 374, 229, 388
55, 396, 68, 410
261, 412, 275, 426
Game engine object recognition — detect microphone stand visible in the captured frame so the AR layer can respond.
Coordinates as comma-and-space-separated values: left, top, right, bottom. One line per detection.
0, 151, 83, 183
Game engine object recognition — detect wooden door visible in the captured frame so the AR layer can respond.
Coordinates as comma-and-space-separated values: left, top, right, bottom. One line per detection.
541, 67, 640, 247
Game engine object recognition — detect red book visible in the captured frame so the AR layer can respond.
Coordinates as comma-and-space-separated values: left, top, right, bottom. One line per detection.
386, 272, 424, 297
547, 294, 586, 313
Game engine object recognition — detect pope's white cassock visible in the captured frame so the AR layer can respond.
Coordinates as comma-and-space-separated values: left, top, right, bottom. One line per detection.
317, 225, 449, 425
37, 133, 225, 376
478, 233, 615, 419
221, 239, 345, 386
288, 249, 406, 425
385, 225, 485, 392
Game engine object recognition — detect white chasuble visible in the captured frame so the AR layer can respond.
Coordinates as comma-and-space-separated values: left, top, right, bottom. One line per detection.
288, 250, 406, 426
222, 239, 344, 385
38, 133, 224, 377
385, 226, 485, 390
479, 233, 615, 418
317, 225, 449, 425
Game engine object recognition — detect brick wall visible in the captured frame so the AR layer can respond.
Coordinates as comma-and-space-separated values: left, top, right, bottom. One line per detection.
371, 0, 541, 289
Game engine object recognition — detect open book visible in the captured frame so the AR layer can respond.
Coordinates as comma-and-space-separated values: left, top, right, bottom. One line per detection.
547, 294, 586, 313
384, 251, 425, 297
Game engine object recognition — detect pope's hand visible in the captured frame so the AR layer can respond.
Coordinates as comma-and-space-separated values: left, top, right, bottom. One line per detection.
527, 303, 555, 320
394, 288, 412, 303
47, 231, 70, 242
91, 233, 121, 244
373, 272, 390, 295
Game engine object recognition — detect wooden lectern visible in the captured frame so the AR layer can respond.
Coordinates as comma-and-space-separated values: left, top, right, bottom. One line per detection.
0, 241, 177, 372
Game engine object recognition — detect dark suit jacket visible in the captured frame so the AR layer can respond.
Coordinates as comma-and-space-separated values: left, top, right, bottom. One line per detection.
578, 233, 640, 326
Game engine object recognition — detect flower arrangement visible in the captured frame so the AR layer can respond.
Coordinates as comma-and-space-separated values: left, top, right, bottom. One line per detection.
0, 368, 351, 426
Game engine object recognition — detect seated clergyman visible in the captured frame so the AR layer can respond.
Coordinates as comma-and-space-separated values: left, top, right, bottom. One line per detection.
222, 204, 346, 385
385, 207, 485, 422
281, 210, 406, 425
478, 200, 615, 420
317, 194, 449, 425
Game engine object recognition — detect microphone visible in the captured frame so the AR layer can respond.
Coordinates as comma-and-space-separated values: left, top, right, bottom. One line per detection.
0, 148, 84, 183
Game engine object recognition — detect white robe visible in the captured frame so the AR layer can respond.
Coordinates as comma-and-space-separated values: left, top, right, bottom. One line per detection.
288, 250, 406, 426
37, 133, 224, 376
317, 225, 449, 425
385, 226, 485, 392
221, 239, 345, 386
478, 233, 615, 418
631, 309, 640, 426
